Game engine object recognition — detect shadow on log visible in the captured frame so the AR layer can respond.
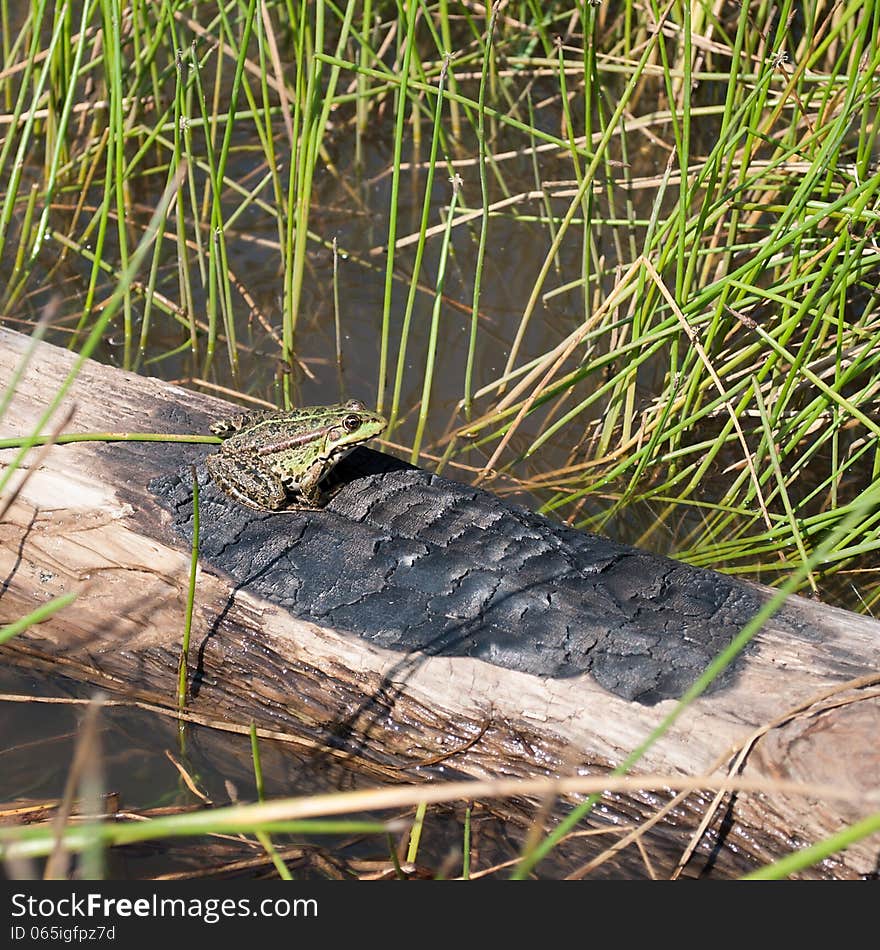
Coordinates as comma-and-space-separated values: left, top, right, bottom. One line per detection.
1, 328, 879, 878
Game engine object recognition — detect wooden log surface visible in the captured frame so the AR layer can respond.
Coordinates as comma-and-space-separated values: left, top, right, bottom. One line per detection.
1, 327, 878, 879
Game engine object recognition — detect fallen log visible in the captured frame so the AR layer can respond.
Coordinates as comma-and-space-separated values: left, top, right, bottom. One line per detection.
1, 326, 878, 879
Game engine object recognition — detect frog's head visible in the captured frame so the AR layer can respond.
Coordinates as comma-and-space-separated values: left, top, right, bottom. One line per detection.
324, 399, 387, 455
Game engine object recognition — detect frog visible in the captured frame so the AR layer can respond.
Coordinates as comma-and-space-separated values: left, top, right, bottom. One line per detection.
205, 399, 387, 511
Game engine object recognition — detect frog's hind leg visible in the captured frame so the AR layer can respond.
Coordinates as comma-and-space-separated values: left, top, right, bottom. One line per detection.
205, 452, 288, 510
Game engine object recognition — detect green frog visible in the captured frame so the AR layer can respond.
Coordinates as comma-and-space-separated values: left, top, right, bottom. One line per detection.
205, 399, 387, 511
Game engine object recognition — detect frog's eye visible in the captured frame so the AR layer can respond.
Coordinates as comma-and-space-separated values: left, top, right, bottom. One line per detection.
342, 414, 361, 432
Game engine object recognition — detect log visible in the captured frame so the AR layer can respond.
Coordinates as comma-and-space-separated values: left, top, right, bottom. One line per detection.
1, 326, 878, 879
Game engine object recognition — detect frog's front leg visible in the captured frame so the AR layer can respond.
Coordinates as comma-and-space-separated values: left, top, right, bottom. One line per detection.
288, 459, 327, 508
206, 450, 289, 510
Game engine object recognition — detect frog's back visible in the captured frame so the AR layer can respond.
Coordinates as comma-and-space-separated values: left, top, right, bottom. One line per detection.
212, 407, 321, 445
